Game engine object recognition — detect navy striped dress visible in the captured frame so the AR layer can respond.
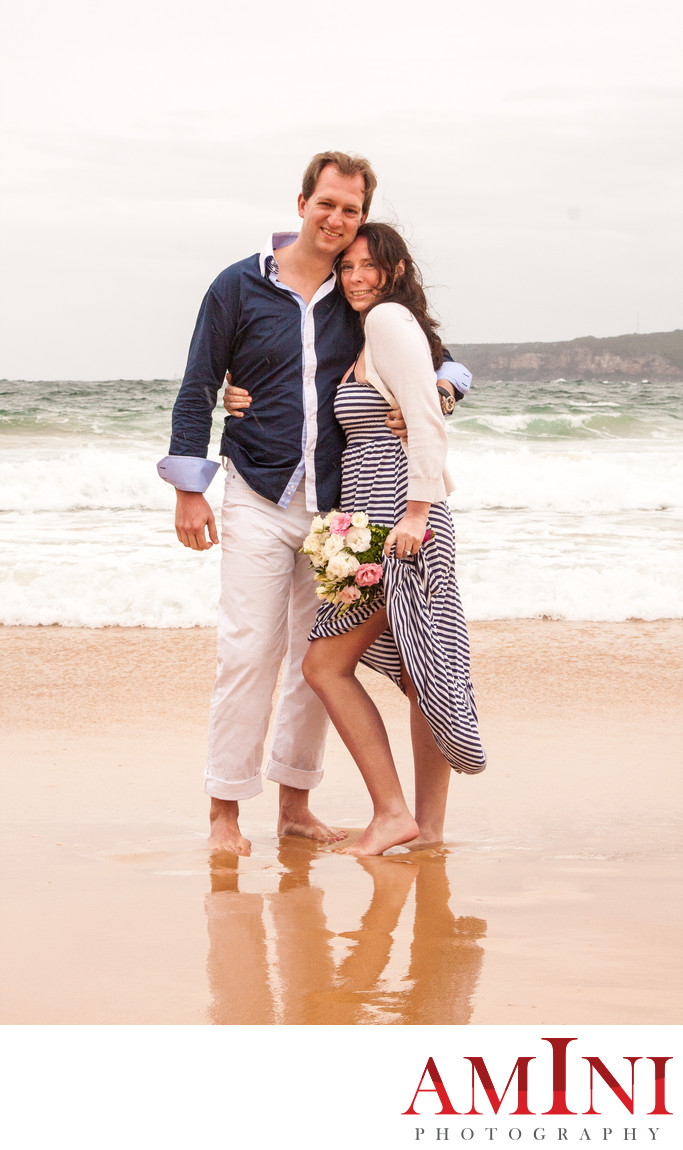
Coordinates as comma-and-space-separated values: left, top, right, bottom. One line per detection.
309, 377, 486, 775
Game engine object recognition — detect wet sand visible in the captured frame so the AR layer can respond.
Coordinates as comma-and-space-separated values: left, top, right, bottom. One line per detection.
1, 621, 681, 1025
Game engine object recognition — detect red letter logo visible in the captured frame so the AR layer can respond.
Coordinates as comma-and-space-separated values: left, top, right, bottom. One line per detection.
403, 1058, 461, 1116
466, 1057, 535, 1115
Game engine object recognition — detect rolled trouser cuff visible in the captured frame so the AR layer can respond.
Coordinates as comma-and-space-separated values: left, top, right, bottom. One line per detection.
203, 770, 264, 801
264, 757, 323, 790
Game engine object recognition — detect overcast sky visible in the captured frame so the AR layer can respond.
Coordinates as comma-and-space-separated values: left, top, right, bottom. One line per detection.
2, 0, 682, 379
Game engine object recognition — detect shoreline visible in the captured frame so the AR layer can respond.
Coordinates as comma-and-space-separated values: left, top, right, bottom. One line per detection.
1, 620, 681, 1024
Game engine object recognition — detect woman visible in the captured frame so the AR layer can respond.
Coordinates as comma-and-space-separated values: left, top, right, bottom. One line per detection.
301, 223, 486, 856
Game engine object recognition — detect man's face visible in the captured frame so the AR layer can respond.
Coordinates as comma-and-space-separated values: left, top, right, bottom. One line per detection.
298, 164, 366, 258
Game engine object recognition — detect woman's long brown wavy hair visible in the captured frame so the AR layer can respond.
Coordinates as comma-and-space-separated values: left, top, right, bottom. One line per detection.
342, 222, 444, 369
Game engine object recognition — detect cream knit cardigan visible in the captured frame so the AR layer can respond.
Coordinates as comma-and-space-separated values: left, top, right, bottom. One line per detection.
361, 302, 454, 503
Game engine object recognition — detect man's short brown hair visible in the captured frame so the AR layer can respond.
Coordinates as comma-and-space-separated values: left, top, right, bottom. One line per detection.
301, 151, 377, 217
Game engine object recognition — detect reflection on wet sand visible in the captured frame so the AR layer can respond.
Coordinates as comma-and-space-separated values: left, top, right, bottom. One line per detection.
206, 841, 486, 1025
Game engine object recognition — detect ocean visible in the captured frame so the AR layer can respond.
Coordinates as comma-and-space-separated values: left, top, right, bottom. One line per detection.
1, 377, 681, 626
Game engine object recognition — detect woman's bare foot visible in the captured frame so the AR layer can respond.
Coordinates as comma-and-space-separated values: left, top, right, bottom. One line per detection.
208, 797, 251, 856
278, 784, 347, 844
340, 811, 419, 857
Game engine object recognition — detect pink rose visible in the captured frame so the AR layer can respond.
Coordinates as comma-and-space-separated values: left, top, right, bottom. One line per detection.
423, 528, 435, 543
337, 584, 361, 604
354, 563, 383, 587
329, 512, 352, 535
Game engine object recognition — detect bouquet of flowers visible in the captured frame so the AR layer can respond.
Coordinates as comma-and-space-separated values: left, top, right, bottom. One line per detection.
302, 511, 389, 614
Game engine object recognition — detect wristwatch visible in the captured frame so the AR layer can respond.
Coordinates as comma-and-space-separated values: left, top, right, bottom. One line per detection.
437, 385, 456, 415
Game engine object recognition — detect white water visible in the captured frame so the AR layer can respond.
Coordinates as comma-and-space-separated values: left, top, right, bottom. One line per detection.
1, 378, 681, 625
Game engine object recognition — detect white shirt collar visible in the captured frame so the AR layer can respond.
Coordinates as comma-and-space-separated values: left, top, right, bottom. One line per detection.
258, 232, 299, 279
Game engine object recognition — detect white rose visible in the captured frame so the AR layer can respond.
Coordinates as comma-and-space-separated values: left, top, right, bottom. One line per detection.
302, 533, 322, 554
317, 529, 330, 547
351, 511, 369, 529
311, 515, 325, 533
323, 533, 345, 558
326, 553, 360, 581
322, 512, 335, 528
315, 585, 333, 600
345, 526, 372, 553
305, 538, 327, 566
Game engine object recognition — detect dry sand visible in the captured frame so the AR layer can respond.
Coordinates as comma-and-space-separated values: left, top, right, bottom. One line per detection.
1, 621, 681, 1025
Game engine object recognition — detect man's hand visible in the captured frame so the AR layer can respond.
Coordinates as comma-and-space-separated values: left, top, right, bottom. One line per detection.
436, 378, 456, 415
385, 406, 408, 440
223, 372, 252, 417
175, 489, 218, 551
385, 377, 456, 440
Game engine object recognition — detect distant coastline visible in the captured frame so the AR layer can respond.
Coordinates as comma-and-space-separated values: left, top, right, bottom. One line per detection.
2, 331, 682, 386
446, 329, 683, 383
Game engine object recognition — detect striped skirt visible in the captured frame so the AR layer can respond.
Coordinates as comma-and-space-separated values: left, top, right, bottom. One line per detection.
309, 383, 486, 775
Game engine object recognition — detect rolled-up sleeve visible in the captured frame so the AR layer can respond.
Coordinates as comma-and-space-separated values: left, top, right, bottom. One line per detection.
156, 455, 221, 492
158, 275, 238, 491
437, 357, 472, 396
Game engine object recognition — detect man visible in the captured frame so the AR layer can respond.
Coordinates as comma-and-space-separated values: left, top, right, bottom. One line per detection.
158, 151, 468, 854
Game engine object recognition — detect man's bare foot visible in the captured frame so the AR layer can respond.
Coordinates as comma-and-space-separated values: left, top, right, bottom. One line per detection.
277, 807, 347, 844
278, 784, 347, 843
340, 812, 419, 857
404, 833, 446, 851
208, 797, 251, 856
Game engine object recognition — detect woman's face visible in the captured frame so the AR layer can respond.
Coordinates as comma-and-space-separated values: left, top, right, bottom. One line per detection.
339, 237, 384, 313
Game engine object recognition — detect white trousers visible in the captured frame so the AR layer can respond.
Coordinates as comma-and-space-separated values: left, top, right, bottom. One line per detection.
204, 465, 329, 801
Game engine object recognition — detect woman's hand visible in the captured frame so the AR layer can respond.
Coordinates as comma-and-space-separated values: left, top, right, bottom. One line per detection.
383, 502, 431, 559
223, 372, 252, 417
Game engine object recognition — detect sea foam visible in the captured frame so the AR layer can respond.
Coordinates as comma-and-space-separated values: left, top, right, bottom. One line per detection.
2, 535, 680, 625
2, 442, 680, 516
2, 377, 681, 625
